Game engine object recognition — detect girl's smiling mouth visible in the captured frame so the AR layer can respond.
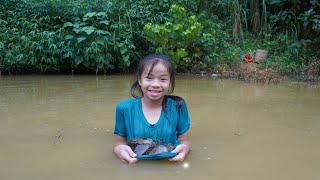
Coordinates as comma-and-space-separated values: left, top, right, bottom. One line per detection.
149, 90, 161, 96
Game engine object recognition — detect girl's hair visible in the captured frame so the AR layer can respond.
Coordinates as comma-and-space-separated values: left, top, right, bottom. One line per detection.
130, 54, 184, 112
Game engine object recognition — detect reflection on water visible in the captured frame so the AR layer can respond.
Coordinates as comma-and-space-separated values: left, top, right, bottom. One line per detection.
0, 75, 320, 180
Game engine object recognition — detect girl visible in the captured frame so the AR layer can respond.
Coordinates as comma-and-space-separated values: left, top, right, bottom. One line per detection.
113, 54, 191, 163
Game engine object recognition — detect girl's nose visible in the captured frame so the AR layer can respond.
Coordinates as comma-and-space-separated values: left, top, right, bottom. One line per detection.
151, 79, 160, 87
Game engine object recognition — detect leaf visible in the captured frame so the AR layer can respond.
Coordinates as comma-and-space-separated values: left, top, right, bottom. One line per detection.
75, 56, 83, 65
99, 20, 109, 25
128, 44, 136, 49
82, 26, 96, 35
84, 12, 96, 18
0, 19, 8, 25
63, 22, 73, 28
95, 30, 108, 35
96, 12, 107, 16
63, 51, 73, 58
117, 43, 124, 47
122, 54, 130, 66
65, 35, 74, 40
79, 22, 87, 26
49, 44, 57, 50
73, 28, 81, 34
120, 47, 127, 55
173, 24, 182, 31
77, 37, 86, 43
96, 40, 105, 45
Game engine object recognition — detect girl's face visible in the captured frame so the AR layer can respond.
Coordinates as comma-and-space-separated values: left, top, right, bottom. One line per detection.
138, 62, 171, 103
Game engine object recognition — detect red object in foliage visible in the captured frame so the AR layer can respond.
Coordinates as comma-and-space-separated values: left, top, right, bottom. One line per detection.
244, 53, 253, 63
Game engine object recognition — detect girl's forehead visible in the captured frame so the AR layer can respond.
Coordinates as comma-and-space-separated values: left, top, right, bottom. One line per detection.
143, 62, 170, 75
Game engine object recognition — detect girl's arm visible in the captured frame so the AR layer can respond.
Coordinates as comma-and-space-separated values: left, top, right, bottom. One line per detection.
113, 136, 138, 164
169, 132, 191, 162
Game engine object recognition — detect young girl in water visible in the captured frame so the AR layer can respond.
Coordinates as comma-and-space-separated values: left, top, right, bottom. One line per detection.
113, 54, 191, 163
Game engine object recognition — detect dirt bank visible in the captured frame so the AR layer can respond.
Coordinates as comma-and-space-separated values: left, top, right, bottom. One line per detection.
194, 61, 320, 83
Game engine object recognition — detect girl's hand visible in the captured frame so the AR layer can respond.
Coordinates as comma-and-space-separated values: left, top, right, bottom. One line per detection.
169, 143, 190, 162
113, 144, 138, 164
169, 132, 191, 162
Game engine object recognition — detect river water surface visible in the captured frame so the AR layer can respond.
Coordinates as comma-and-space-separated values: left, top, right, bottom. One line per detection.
0, 75, 320, 180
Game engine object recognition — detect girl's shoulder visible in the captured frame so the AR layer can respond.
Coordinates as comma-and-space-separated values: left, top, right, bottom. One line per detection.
117, 98, 140, 109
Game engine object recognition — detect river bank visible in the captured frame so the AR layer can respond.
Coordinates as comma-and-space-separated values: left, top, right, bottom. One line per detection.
1, 60, 319, 84
190, 61, 320, 84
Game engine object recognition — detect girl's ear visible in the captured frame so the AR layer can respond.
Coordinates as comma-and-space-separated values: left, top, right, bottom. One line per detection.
138, 79, 141, 86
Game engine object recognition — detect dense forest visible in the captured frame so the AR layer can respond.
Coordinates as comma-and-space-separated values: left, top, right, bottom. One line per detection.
0, 0, 319, 80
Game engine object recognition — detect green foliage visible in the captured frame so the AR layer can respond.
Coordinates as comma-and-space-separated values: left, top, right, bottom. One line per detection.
144, 4, 216, 70
1, 0, 138, 74
0, 0, 319, 75
0, 10, 68, 73
63, 11, 114, 71
17, 0, 111, 19
65, 11, 135, 71
298, 7, 320, 34
207, 23, 243, 68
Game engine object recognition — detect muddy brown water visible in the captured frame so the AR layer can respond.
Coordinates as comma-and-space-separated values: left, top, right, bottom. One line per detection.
0, 75, 319, 180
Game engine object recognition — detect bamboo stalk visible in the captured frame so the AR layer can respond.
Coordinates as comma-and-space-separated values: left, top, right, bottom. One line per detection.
252, 0, 260, 32
233, 0, 240, 38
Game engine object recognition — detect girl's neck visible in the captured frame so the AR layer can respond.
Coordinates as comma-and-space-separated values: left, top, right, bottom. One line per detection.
141, 97, 163, 109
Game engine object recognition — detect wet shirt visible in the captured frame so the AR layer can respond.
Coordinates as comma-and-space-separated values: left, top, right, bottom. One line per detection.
114, 97, 190, 146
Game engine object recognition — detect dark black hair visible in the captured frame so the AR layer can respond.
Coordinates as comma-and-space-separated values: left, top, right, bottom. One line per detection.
130, 54, 184, 112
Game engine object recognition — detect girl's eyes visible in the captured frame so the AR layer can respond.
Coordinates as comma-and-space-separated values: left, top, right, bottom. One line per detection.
144, 77, 168, 81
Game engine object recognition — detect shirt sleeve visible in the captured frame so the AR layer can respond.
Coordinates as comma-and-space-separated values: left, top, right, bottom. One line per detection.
177, 101, 191, 136
114, 102, 127, 137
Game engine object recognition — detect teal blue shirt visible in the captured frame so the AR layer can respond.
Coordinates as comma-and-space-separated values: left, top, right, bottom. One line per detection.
114, 97, 190, 146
